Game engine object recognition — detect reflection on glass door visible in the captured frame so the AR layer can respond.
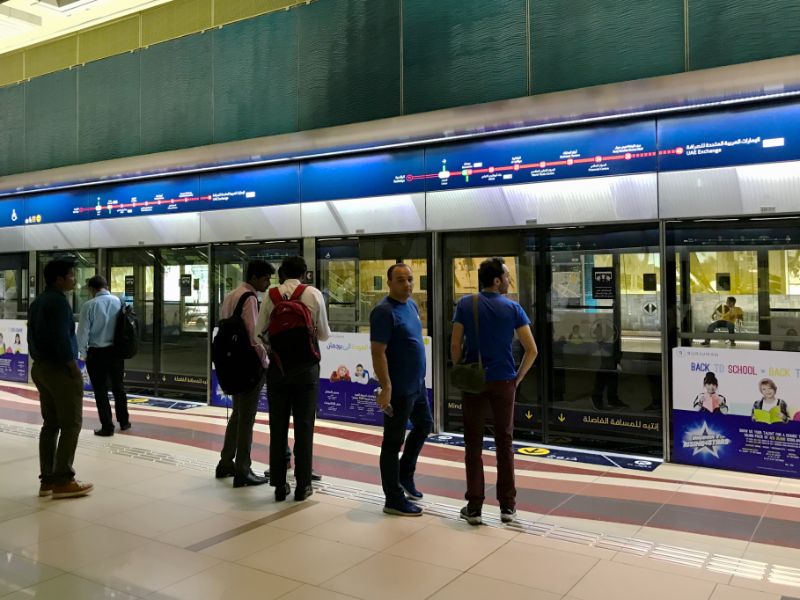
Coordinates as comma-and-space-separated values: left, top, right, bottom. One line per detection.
547, 227, 662, 455
768, 249, 800, 351
211, 241, 303, 330
441, 232, 540, 442
0, 253, 28, 320
160, 247, 209, 392
318, 236, 430, 334
37, 250, 98, 316
668, 220, 800, 353
107, 249, 157, 388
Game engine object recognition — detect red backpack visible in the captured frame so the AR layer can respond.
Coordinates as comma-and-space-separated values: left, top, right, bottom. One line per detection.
267, 285, 321, 374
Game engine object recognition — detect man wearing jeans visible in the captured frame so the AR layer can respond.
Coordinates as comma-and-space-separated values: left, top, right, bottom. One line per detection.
451, 257, 538, 525
29, 258, 93, 499
371, 263, 432, 517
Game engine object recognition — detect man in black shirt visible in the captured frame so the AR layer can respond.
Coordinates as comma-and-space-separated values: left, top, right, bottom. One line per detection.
28, 259, 93, 499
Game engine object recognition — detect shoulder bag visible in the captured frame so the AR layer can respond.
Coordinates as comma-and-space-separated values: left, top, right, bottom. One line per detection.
450, 294, 486, 394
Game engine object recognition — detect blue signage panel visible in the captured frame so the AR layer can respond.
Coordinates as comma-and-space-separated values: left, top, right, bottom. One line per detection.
301, 150, 426, 202
659, 102, 800, 171
88, 175, 200, 219
200, 164, 299, 210
0, 196, 25, 228
424, 120, 657, 191
24, 188, 90, 225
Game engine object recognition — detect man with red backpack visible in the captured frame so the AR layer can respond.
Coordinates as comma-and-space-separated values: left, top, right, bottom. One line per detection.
256, 256, 331, 502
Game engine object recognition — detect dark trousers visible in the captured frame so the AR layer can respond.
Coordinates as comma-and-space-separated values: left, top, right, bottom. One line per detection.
219, 371, 265, 477
267, 364, 320, 489
462, 380, 516, 510
707, 320, 735, 334
380, 386, 433, 505
86, 346, 129, 430
32, 360, 84, 485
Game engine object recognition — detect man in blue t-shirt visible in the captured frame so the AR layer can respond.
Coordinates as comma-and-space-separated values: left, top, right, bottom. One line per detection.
451, 257, 538, 526
370, 263, 431, 517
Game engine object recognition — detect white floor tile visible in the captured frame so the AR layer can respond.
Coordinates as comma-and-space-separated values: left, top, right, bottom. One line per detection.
469, 540, 598, 595
19, 523, 151, 571
199, 524, 297, 561
74, 540, 219, 597
383, 523, 509, 571
323, 552, 460, 600
237, 533, 373, 585
148, 561, 301, 600
93, 498, 218, 538
429, 572, 561, 600
0, 551, 63, 596
570, 559, 716, 600
0, 510, 91, 551
2, 573, 141, 600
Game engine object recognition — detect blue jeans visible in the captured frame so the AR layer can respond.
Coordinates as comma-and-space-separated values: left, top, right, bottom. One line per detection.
380, 386, 433, 505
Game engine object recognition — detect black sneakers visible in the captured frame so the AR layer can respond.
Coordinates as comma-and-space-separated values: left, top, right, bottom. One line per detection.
500, 507, 517, 523
459, 505, 482, 525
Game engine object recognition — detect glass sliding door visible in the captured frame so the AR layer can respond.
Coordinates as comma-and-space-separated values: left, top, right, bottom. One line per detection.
546, 226, 663, 455
159, 246, 210, 395
107, 249, 157, 389
441, 231, 541, 442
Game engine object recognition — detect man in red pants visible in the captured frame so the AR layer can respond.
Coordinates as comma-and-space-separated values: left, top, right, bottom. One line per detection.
450, 257, 538, 525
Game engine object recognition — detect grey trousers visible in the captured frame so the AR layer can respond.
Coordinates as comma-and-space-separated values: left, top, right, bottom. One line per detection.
32, 360, 84, 485
219, 371, 265, 477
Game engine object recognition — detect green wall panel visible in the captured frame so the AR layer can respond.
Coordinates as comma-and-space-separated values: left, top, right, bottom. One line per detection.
78, 52, 141, 164
689, 0, 800, 70
140, 34, 213, 155
25, 70, 77, 172
298, 0, 401, 130
531, 0, 684, 94
403, 0, 527, 114
0, 85, 25, 176
213, 10, 298, 143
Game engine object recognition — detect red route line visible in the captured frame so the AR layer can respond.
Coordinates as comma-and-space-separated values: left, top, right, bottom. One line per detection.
406, 148, 681, 181
74, 195, 214, 214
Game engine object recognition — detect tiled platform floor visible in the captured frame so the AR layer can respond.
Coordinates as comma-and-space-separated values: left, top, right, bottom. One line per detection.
0, 381, 799, 599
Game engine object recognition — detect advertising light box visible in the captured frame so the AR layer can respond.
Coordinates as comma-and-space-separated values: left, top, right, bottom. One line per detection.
422, 120, 657, 192
658, 102, 800, 171
301, 150, 426, 202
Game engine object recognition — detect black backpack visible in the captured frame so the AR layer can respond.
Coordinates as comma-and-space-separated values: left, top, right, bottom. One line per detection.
212, 292, 262, 395
114, 303, 139, 359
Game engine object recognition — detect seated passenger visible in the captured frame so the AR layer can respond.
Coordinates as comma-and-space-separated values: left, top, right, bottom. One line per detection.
701, 296, 743, 346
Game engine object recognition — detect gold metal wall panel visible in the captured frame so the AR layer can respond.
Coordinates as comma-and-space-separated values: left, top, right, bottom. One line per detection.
25, 37, 78, 78
0, 53, 24, 87
79, 16, 141, 64
213, 0, 304, 26
142, 0, 213, 47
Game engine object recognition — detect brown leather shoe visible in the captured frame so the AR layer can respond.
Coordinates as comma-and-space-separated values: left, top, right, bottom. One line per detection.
38, 483, 53, 497
52, 480, 94, 499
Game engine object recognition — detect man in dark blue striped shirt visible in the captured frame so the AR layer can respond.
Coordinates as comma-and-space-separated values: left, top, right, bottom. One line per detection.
28, 258, 93, 500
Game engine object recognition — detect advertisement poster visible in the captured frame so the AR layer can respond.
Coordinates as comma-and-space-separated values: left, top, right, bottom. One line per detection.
210, 331, 433, 427
0, 320, 28, 383
672, 347, 800, 478
317, 332, 433, 426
